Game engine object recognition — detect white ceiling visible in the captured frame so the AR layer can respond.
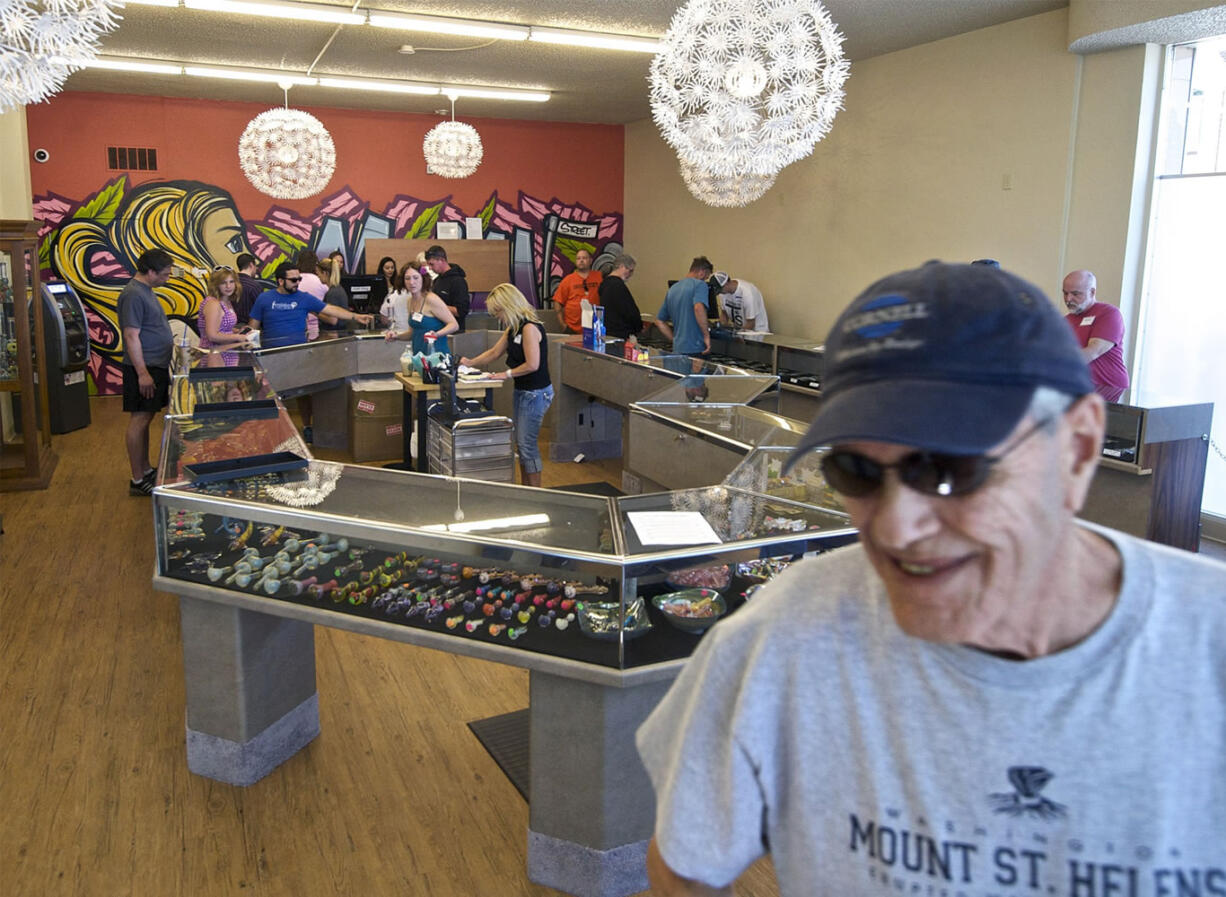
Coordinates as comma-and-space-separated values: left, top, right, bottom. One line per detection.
64, 0, 1068, 123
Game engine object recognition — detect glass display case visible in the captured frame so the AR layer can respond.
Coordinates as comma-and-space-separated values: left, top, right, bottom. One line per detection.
0, 219, 56, 491
154, 442, 855, 674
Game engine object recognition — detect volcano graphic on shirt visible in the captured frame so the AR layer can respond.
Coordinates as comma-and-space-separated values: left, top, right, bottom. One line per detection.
989, 766, 1067, 820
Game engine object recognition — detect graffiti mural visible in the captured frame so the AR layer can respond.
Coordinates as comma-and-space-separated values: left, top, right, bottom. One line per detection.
34, 178, 623, 393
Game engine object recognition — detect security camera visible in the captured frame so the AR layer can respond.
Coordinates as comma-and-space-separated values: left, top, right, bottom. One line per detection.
33, 148, 50, 163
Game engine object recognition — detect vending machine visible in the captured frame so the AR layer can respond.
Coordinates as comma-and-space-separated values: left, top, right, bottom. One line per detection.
39, 282, 91, 433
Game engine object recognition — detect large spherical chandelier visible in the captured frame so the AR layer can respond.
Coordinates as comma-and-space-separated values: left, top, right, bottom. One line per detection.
680, 160, 777, 208
423, 96, 483, 179
649, 0, 850, 178
238, 105, 336, 200
0, 0, 123, 113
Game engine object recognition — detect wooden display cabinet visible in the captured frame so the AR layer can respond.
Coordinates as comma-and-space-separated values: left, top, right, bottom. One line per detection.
0, 219, 57, 491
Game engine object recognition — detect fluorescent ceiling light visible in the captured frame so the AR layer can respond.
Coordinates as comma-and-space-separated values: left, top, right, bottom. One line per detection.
86, 58, 183, 75
318, 77, 439, 96
184, 66, 318, 86
529, 26, 660, 53
184, 0, 365, 26
89, 56, 550, 104
368, 12, 530, 42
125, 0, 181, 6
443, 86, 550, 103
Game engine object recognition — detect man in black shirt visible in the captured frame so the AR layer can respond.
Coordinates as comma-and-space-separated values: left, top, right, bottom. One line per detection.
598, 253, 645, 341
234, 253, 263, 322
424, 244, 470, 331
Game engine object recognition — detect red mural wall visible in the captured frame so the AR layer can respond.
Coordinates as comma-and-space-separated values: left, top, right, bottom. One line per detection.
26, 91, 624, 234
24, 91, 625, 393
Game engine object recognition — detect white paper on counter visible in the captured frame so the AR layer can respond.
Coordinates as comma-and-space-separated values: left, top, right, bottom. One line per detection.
626, 511, 722, 546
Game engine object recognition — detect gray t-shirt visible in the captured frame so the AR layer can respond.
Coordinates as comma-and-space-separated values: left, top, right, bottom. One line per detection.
637, 524, 1226, 895
117, 277, 173, 367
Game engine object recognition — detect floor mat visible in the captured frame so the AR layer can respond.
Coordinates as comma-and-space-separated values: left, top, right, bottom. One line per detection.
467, 708, 530, 801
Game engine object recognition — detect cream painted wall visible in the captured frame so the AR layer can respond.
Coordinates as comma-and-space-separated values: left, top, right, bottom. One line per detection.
0, 107, 33, 219
626, 10, 1085, 340
625, 9, 1159, 342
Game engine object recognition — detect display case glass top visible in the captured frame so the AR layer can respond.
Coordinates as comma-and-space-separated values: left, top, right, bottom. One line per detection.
634, 372, 778, 406
631, 404, 807, 449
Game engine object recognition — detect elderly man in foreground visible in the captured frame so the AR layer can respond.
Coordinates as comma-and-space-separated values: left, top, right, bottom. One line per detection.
637, 261, 1225, 896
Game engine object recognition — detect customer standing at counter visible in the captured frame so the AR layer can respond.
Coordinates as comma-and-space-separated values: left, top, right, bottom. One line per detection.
383, 266, 458, 354
295, 250, 325, 340
317, 258, 351, 333
636, 261, 1226, 895
234, 252, 263, 322
425, 245, 470, 332
248, 263, 372, 349
713, 271, 770, 332
197, 268, 252, 350
554, 248, 603, 334
654, 256, 714, 355
597, 253, 643, 341
1063, 269, 1130, 402
460, 284, 552, 487
379, 262, 414, 332
119, 248, 174, 496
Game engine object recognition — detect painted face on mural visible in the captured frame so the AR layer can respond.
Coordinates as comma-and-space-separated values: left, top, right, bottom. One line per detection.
202, 207, 249, 269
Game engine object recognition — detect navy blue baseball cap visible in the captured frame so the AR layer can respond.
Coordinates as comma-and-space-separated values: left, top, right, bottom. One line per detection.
784, 261, 1094, 470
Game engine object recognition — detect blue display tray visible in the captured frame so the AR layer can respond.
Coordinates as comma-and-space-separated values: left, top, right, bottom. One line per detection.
191, 398, 279, 419
184, 452, 309, 484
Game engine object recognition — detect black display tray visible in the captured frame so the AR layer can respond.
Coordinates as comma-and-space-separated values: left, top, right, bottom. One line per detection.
184, 452, 309, 484
188, 366, 256, 382
192, 398, 279, 419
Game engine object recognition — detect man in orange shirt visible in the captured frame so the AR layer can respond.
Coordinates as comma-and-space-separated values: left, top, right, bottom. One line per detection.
553, 249, 603, 333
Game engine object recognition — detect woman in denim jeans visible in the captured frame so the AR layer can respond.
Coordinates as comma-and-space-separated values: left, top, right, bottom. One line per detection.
460, 283, 553, 487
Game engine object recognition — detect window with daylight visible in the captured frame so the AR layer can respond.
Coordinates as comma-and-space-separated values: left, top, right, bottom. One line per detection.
1134, 34, 1226, 519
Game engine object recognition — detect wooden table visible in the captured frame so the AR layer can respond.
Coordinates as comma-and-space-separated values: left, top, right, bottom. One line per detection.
394, 372, 504, 472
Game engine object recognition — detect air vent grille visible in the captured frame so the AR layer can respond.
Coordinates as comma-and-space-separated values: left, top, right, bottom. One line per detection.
107, 146, 158, 171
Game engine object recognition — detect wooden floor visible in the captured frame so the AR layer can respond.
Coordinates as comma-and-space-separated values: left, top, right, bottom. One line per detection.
0, 397, 779, 897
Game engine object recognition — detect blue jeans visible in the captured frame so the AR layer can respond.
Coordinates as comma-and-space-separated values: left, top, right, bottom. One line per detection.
513, 385, 553, 474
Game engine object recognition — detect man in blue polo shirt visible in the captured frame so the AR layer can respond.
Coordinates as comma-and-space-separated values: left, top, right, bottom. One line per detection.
653, 255, 713, 356
248, 262, 371, 348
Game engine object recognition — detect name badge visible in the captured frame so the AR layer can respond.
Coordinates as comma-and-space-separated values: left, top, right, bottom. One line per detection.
513, 333, 522, 344
1080, 316, 1095, 326
411, 312, 424, 323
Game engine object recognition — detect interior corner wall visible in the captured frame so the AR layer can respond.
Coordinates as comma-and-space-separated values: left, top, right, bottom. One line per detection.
1063, 42, 1163, 371
624, 8, 1153, 341
0, 107, 33, 219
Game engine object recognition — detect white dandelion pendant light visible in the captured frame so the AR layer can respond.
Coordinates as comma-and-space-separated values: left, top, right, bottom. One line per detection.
0, 0, 124, 113
680, 160, 777, 207
649, 0, 850, 178
238, 83, 337, 200
423, 95, 484, 179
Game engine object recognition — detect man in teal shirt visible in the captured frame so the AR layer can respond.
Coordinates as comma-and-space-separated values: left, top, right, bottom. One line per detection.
654, 256, 714, 356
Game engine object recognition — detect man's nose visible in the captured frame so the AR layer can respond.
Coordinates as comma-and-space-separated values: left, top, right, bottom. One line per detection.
869, 473, 942, 550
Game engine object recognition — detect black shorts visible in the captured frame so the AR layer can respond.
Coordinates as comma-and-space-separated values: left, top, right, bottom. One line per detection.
122, 364, 171, 413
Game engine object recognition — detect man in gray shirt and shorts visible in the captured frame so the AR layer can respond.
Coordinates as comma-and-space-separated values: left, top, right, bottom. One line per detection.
118, 248, 174, 496
637, 261, 1226, 895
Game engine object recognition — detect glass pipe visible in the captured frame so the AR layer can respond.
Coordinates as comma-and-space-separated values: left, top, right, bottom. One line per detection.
307, 579, 339, 601
207, 564, 232, 582
287, 576, 317, 596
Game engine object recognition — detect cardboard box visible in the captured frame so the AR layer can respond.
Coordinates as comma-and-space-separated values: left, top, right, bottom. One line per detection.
348, 378, 404, 462
348, 377, 402, 419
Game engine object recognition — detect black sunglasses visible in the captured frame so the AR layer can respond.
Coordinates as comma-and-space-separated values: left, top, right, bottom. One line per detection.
283, 276, 301, 283
820, 417, 1052, 498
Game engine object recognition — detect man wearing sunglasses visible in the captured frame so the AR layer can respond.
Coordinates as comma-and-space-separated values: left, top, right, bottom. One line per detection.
248, 262, 372, 350
637, 261, 1225, 896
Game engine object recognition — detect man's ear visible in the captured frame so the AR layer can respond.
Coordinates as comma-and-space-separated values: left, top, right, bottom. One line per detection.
1062, 393, 1106, 513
